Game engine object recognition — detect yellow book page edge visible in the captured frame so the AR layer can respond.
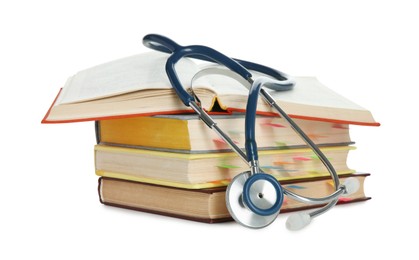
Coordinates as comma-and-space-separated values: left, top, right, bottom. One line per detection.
94, 145, 356, 160
96, 169, 356, 189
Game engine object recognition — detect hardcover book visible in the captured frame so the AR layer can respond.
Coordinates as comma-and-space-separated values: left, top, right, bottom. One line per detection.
96, 114, 353, 153
95, 144, 356, 189
98, 173, 370, 223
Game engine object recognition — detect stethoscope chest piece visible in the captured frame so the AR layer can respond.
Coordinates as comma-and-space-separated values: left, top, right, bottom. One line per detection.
226, 171, 282, 228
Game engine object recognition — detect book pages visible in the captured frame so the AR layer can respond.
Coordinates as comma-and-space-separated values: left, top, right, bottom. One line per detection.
58, 52, 199, 104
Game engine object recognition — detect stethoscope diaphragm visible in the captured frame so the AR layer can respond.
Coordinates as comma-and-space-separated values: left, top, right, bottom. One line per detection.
226, 171, 281, 228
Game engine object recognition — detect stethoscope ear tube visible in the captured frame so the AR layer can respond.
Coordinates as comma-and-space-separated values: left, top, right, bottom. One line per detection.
234, 58, 295, 91
143, 34, 252, 106
143, 34, 296, 106
143, 34, 180, 54
165, 47, 251, 106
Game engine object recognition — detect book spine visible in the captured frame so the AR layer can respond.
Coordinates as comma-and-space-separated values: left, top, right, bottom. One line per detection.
95, 121, 101, 144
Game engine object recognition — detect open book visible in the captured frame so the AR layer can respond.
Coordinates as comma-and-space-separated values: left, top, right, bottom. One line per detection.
42, 51, 379, 126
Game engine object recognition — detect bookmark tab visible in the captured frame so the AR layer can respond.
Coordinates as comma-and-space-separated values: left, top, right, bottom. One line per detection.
326, 180, 334, 187
307, 133, 327, 140
213, 138, 239, 149
273, 160, 294, 166
261, 122, 286, 128
260, 165, 288, 171
275, 142, 289, 149
217, 163, 241, 169
213, 138, 239, 144
310, 154, 331, 161
293, 156, 312, 161
332, 124, 349, 129
286, 184, 306, 189
209, 179, 231, 185
338, 197, 353, 202
227, 130, 242, 135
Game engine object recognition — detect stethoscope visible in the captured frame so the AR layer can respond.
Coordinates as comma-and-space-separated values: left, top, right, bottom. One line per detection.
143, 34, 359, 230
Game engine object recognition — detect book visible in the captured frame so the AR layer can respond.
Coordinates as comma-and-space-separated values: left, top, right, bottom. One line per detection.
96, 114, 353, 153
42, 51, 379, 126
98, 173, 370, 223
95, 144, 355, 189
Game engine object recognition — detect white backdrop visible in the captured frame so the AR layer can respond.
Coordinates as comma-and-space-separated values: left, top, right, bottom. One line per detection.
1, 1, 417, 259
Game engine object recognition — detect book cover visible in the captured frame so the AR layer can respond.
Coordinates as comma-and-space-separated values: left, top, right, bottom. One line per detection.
98, 173, 370, 223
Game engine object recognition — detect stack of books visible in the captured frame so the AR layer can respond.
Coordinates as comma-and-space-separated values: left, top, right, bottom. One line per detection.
94, 115, 371, 222
42, 52, 379, 223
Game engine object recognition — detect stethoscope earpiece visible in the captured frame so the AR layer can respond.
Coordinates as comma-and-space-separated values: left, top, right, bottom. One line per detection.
342, 177, 360, 196
286, 212, 312, 231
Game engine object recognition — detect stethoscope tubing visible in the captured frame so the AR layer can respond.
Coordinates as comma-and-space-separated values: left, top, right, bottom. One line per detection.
143, 34, 294, 104
143, 33, 346, 225
143, 34, 291, 87
166, 46, 251, 106
247, 78, 343, 207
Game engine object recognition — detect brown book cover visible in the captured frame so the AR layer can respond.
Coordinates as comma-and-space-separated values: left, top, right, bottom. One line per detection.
98, 173, 370, 223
